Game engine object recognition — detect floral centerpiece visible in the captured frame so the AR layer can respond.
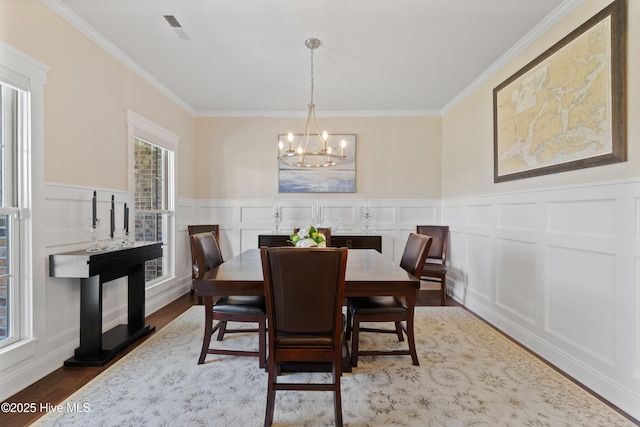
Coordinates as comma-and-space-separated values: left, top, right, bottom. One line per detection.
288, 226, 327, 248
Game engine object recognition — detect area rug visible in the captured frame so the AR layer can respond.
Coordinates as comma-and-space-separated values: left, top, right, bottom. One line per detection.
33, 306, 635, 426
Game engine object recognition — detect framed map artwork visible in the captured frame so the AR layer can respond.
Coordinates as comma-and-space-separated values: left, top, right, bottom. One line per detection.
493, 0, 626, 183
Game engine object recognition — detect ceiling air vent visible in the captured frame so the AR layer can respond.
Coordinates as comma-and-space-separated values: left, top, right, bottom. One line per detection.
162, 14, 190, 40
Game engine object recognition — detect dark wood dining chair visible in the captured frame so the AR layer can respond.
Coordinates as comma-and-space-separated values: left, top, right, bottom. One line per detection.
260, 246, 348, 427
346, 233, 432, 367
416, 225, 449, 305
191, 232, 266, 368
188, 224, 219, 280
293, 227, 332, 246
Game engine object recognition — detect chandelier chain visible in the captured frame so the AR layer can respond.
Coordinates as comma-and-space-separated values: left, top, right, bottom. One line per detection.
309, 46, 315, 106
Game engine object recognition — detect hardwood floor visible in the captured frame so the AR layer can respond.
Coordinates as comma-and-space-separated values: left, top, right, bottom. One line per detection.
0, 288, 456, 426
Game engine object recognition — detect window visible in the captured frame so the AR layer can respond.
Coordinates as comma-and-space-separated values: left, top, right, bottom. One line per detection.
0, 83, 21, 347
134, 138, 170, 281
0, 81, 25, 348
128, 111, 177, 285
0, 42, 45, 363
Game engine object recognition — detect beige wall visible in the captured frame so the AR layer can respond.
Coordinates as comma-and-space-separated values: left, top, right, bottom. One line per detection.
195, 116, 441, 199
2, 1, 442, 202
0, 0, 197, 198
442, 0, 639, 198
4, 1, 636, 203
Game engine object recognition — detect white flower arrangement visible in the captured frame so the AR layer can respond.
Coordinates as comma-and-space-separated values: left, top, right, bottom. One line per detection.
288, 226, 327, 248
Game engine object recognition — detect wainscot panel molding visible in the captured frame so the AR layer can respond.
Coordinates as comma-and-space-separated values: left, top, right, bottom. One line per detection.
442, 178, 640, 421
44, 182, 194, 319
193, 198, 441, 264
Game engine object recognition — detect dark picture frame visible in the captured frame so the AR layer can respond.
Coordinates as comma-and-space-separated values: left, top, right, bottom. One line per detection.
493, 0, 627, 183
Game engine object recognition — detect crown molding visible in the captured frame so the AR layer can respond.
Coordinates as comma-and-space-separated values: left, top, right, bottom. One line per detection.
40, 0, 197, 116
193, 109, 442, 118
40, 0, 582, 119
441, 0, 583, 114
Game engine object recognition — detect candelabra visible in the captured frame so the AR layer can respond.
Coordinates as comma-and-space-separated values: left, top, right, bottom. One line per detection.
362, 203, 372, 234
273, 204, 282, 233
315, 203, 324, 228
121, 228, 132, 247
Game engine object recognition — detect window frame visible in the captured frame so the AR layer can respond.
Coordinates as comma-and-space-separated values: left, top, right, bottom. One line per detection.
0, 84, 22, 349
0, 41, 47, 364
127, 110, 178, 289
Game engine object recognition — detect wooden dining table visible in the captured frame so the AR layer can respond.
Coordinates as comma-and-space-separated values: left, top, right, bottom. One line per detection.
193, 248, 420, 371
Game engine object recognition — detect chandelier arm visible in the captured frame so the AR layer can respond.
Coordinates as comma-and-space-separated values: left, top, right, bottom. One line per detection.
309, 105, 326, 152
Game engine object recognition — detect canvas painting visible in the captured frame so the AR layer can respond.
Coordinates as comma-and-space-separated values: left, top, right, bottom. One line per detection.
278, 134, 356, 193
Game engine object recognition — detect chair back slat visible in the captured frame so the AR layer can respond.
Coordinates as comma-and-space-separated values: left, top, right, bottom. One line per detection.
187, 224, 219, 241
399, 233, 433, 278
416, 225, 449, 262
190, 232, 224, 278
188, 225, 220, 279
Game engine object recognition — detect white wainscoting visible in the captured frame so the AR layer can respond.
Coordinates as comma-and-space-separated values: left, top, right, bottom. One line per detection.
186, 198, 441, 264
442, 179, 640, 421
45, 183, 193, 318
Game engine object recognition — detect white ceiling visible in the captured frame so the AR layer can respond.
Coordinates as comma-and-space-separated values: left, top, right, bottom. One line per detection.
44, 0, 576, 116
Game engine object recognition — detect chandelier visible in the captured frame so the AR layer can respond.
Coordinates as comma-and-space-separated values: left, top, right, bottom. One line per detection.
278, 38, 347, 168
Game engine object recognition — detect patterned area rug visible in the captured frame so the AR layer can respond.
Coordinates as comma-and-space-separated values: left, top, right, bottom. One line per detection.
34, 306, 635, 426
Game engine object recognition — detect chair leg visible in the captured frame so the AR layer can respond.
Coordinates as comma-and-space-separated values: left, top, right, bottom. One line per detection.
406, 310, 419, 366
350, 317, 360, 368
334, 370, 343, 427
216, 320, 228, 341
199, 299, 216, 364
440, 274, 447, 306
345, 309, 352, 340
258, 316, 266, 369
264, 363, 276, 426
394, 321, 404, 341
198, 323, 212, 364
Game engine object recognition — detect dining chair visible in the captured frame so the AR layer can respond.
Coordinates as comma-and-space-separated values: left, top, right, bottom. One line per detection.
416, 225, 449, 305
187, 225, 220, 301
191, 232, 266, 368
260, 246, 348, 427
346, 232, 432, 367
293, 227, 332, 246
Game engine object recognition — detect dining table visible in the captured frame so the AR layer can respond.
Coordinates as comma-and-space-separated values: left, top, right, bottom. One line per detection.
193, 248, 420, 371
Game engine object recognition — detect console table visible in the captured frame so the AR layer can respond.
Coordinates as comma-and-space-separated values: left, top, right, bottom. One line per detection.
49, 242, 163, 367
258, 234, 381, 252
